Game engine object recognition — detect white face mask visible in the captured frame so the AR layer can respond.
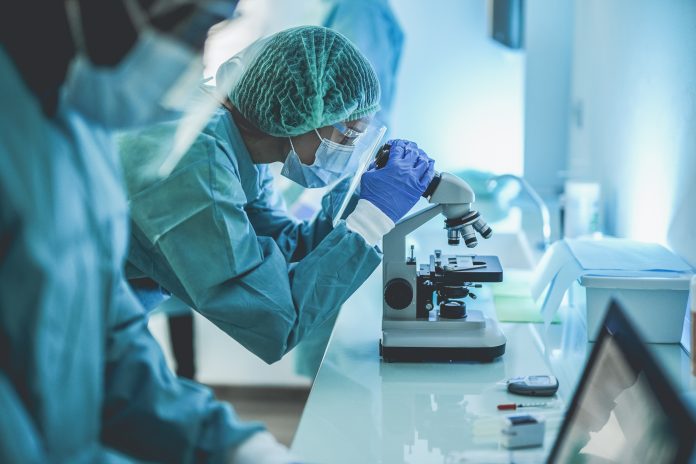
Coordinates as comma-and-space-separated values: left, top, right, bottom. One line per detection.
63, 0, 201, 130
281, 129, 358, 188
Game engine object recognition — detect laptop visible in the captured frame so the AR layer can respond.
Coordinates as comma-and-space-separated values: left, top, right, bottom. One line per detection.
547, 300, 696, 463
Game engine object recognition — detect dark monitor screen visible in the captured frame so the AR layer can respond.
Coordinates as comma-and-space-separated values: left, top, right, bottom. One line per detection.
548, 301, 696, 463
490, 0, 524, 49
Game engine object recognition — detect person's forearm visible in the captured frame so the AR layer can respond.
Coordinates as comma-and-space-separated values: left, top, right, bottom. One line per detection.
287, 221, 381, 347
249, 178, 360, 262
193, 225, 380, 365
103, 281, 263, 461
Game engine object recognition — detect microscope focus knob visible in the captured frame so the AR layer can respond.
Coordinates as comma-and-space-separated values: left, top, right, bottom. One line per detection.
384, 278, 413, 310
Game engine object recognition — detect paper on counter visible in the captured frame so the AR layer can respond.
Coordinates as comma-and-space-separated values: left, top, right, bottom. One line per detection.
531, 238, 694, 325
540, 259, 585, 324
566, 238, 693, 272
531, 241, 576, 300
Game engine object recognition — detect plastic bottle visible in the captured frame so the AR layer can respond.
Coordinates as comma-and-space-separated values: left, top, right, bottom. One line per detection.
562, 181, 601, 238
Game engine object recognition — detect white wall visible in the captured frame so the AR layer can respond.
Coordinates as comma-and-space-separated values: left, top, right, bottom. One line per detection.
523, 0, 574, 197
567, 0, 696, 256
389, 0, 525, 174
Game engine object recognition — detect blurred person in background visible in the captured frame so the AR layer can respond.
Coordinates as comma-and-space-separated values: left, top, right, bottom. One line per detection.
323, 0, 403, 130
0, 0, 295, 461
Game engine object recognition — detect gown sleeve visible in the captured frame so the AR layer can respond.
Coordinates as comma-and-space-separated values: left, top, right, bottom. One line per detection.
101, 279, 265, 463
243, 169, 358, 263
127, 140, 380, 364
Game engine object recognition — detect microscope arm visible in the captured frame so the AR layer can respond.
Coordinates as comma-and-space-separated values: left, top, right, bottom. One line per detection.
382, 172, 479, 264
383, 204, 443, 264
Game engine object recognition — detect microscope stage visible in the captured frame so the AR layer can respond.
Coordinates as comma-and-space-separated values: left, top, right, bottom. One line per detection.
419, 255, 503, 283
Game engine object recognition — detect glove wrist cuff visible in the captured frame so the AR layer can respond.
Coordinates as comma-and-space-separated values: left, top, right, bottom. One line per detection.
346, 199, 395, 246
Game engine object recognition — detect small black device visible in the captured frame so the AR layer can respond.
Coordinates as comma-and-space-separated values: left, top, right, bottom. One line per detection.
507, 375, 559, 397
374, 142, 391, 169
489, 0, 524, 50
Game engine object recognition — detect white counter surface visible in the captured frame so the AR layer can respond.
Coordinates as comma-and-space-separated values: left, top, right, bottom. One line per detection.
292, 220, 696, 464
291, 264, 695, 464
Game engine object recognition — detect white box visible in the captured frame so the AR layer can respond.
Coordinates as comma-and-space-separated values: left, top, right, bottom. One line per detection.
500, 414, 545, 449
578, 274, 691, 343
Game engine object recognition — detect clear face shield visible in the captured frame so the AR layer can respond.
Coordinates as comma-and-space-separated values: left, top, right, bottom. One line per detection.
330, 119, 386, 226
64, 0, 239, 126
154, 33, 273, 178
63, 0, 243, 186
321, 119, 372, 147
279, 116, 376, 187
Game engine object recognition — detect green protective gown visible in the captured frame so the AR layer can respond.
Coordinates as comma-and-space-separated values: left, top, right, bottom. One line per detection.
0, 48, 262, 463
121, 107, 381, 364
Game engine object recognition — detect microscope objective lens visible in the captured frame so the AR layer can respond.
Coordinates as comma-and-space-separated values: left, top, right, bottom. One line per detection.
447, 228, 460, 246
473, 218, 493, 239
461, 225, 478, 248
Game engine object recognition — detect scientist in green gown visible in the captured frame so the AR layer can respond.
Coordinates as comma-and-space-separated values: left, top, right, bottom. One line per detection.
121, 26, 435, 364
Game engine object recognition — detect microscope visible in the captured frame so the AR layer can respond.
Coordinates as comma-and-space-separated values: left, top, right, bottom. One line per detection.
376, 145, 506, 362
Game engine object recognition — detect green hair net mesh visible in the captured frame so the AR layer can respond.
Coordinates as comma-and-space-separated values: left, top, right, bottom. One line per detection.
220, 26, 381, 137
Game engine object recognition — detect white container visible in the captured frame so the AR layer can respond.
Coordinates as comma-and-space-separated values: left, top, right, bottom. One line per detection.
578, 274, 692, 343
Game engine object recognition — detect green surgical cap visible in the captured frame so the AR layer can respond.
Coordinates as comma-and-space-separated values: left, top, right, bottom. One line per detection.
219, 26, 381, 137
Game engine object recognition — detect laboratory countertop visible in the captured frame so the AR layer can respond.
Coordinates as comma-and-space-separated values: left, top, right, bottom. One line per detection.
291, 264, 696, 464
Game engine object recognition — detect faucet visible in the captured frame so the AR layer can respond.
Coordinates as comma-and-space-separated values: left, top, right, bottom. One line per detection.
487, 174, 551, 251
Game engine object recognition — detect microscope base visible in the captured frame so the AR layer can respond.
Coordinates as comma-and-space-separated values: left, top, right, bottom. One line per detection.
380, 315, 507, 363
380, 342, 505, 363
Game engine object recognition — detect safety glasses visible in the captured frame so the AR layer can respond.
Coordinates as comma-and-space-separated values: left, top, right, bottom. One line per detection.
321, 117, 371, 147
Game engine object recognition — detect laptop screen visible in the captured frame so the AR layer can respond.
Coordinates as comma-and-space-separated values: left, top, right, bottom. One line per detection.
548, 301, 696, 463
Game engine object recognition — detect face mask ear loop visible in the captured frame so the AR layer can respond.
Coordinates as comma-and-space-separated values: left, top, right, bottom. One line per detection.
148, 0, 187, 17
123, 0, 150, 34
288, 137, 298, 155
65, 0, 87, 54
314, 128, 326, 143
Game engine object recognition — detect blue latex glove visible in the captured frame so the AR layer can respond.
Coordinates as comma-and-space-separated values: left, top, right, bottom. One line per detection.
360, 139, 435, 223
